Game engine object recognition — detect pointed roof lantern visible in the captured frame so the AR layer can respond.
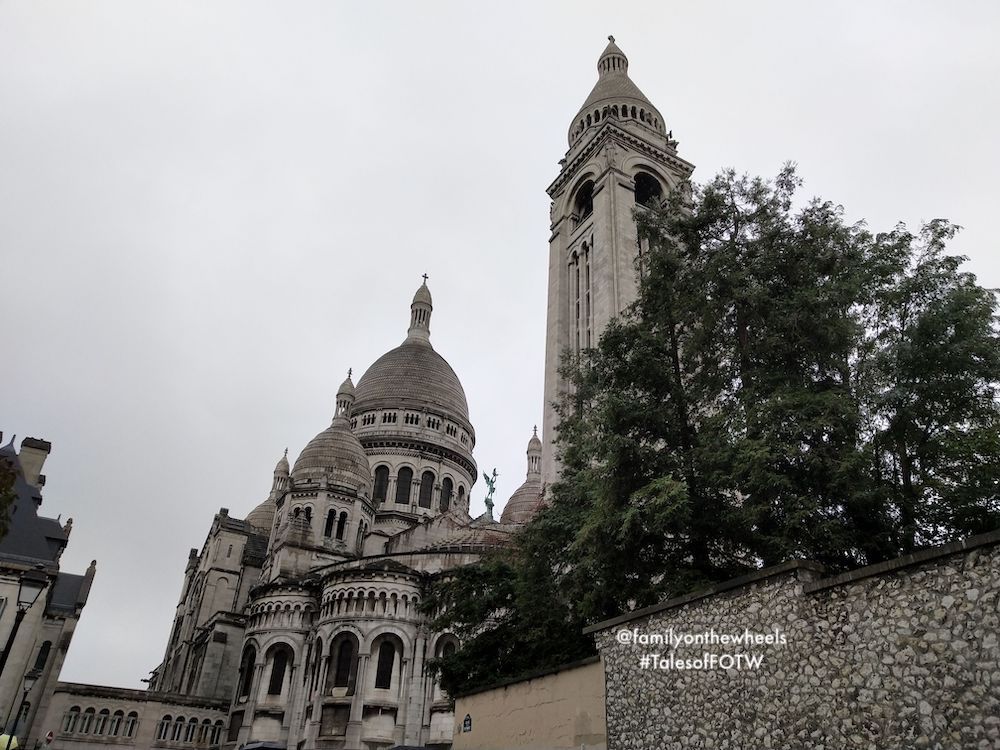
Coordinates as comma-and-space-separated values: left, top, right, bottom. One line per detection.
568, 36, 667, 146
407, 275, 433, 344
336, 369, 356, 418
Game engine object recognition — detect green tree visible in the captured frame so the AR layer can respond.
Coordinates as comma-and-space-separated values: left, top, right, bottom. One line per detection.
425, 166, 1000, 694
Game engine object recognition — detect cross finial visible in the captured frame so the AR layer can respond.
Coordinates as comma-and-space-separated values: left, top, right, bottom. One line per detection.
608, 35, 615, 43
347, 367, 352, 379
533, 425, 538, 436
283, 447, 288, 458
422, 273, 429, 284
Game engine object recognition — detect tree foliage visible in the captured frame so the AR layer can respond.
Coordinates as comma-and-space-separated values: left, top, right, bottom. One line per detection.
425, 166, 1000, 696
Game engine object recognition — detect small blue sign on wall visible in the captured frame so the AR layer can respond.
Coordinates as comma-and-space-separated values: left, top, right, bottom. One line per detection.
462, 714, 472, 733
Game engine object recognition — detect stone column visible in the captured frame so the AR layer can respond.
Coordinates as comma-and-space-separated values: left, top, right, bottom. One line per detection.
345, 653, 369, 750
403, 628, 428, 745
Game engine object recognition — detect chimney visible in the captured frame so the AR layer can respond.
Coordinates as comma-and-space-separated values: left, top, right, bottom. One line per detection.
19, 437, 52, 489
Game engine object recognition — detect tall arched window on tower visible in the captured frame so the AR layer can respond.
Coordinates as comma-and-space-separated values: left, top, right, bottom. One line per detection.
336, 511, 347, 540
573, 179, 594, 226
440, 477, 453, 512
237, 645, 256, 700
324, 509, 336, 538
633, 172, 663, 276
395, 467, 413, 504
457, 485, 465, 508
373, 465, 389, 503
418, 471, 434, 508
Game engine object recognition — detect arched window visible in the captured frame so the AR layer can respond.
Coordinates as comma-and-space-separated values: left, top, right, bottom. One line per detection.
324, 509, 336, 538
311, 637, 324, 690
267, 645, 292, 695
185, 717, 198, 742
374, 640, 396, 689
95, 709, 109, 735
198, 719, 212, 744
336, 511, 347, 540
210, 721, 224, 745
304, 506, 312, 523
171, 716, 185, 742
457, 485, 465, 507
327, 634, 359, 691
373, 466, 389, 503
634, 171, 663, 207
108, 710, 123, 737
237, 645, 256, 698
33, 640, 52, 671
418, 471, 434, 508
574, 180, 594, 222
62, 707, 81, 734
395, 467, 413, 504
80, 708, 95, 734
440, 477, 453, 512
156, 715, 172, 741
124, 712, 138, 738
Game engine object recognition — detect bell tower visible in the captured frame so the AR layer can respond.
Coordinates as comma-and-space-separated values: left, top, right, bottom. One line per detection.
540, 37, 696, 484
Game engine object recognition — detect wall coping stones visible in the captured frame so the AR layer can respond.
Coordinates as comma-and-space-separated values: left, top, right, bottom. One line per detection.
453, 655, 602, 699
584, 527, 1000, 635
802, 526, 1000, 594
583, 560, 825, 635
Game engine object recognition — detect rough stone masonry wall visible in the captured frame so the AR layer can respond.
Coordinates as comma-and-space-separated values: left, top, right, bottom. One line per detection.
592, 532, 1000, 750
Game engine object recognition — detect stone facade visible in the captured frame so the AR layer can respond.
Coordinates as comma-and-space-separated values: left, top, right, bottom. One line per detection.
588, 531, 1000, 750
42, 682, 228, 750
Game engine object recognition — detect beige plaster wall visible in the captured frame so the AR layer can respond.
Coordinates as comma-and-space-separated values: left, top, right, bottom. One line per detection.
453, 657, 606, 750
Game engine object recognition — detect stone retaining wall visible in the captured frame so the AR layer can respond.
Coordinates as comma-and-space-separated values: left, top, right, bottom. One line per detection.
588, 530, 1000, 749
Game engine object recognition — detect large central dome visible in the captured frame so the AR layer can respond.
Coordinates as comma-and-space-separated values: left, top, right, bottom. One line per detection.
352, 280, 472, 429
354, 341, 470, 421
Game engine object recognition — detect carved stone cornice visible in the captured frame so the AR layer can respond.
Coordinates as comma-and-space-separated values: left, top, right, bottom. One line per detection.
548, 123, 695, 198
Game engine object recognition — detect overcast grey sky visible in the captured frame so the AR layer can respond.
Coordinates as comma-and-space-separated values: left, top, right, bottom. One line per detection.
2, 1, 998, 688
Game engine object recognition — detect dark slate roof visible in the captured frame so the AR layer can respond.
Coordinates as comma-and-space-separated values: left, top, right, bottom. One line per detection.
48, 572, 85, 613
0, 439, 66, 564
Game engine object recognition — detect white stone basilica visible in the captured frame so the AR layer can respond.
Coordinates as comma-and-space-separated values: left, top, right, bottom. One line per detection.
39, 37, 695, 750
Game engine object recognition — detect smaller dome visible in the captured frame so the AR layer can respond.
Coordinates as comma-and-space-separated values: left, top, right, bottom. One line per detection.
338, 371, 355, 397
291, 416, 372, 494
246, 499, 276, 535
500, 427, 544, 524
412, 280, 432, 306
500, 479, 543, 525
275, 448, 290, 476
528, 425, 542, 452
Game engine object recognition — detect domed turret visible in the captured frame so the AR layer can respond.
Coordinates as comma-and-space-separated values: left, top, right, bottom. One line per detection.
500, 427, 544, 525
292, 414, 372, 496
246, 448, 290, 533
336, 370, 356, 418
567, 36, 667, 147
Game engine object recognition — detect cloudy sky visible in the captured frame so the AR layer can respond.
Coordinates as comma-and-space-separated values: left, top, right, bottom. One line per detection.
2, 1, 998, 688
